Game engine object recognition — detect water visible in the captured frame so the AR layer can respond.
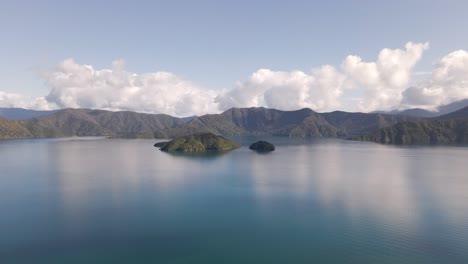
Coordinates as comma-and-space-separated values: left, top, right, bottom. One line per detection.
0, 137, 467, 263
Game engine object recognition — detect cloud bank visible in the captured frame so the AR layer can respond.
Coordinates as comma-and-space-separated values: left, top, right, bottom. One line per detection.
215, 66, 346, 112
43, 59, 218, 117
0, 91, 52, 110
343, 42, 429, 111
401, 50, 468, 110
2, 42, 468, 116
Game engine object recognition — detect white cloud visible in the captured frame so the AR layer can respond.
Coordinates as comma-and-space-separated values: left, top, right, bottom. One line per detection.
217, 42, 431, 112
343, 42, 429, 111
216, 65, 347, 112
401, 50, 468, 109
43, 59, 218, 116
0, 91, 54, 110
0, 91, 27, 108
2, 42, 468, 115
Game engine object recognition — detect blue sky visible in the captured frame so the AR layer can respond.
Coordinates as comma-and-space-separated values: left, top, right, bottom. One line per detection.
1, 0, 468, 115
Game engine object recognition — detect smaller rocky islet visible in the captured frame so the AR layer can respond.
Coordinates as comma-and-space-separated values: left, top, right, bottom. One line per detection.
154, 132, 240, 152
249, 140, 275, 152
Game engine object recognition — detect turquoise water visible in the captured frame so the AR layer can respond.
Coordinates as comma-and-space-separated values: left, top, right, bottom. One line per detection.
0, 137, 467, 263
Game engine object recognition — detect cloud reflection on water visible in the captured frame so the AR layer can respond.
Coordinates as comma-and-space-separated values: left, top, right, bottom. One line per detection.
1, 138, 468, 262
247, 141, 468, 236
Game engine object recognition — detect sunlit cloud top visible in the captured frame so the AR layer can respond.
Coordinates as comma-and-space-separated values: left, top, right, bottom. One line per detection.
2, 42, 468, 116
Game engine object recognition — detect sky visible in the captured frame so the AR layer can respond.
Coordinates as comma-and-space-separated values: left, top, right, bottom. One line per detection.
1, 0, 468, 116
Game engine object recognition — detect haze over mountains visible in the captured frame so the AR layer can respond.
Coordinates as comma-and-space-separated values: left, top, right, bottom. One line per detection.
1, 99, 468, 144
0, 108, 57, 120
376, 99, 468, 117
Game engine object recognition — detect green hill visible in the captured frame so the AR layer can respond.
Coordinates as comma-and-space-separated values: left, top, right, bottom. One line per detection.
155, 133, 240, 152
0, 117, 32, 139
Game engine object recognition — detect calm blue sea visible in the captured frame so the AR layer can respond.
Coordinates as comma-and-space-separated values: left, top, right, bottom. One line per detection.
0, 137, 467, 263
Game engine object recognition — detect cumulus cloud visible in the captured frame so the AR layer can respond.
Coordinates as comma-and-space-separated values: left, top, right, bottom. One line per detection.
0, 91, 28, 108
343, 42, 429, 111
401, 50, 468, 109
2, 42, 468, 115
216, 66, 347, 112
43, 59, 218, 116
217, 42, 431, 112
0, 91, 53, 110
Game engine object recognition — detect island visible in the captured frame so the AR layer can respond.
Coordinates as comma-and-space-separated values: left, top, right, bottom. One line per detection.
249, 140, 275, 152
154, 132, 240, 152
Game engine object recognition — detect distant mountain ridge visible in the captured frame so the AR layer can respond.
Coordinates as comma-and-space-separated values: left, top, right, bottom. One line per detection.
162, 108, 338, 137
352, 119, 468, 145
352, 106, 468, 144
1, 102, 468, 144
436, 106, 468, 120
161, 107, 418, 138
383, 108, 437, 118
0, 108, 185, 139
0, 107, 419, 140
378, 99, 468, 117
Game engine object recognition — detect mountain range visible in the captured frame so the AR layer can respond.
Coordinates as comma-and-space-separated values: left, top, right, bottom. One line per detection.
0, 109, 185, 139
160, 107, 418, 138
0, 106, 420, 140
352, 107, 468, 144
1, 99, 468, 145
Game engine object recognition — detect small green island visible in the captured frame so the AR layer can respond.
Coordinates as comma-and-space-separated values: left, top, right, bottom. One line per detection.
154, 132, 240, 152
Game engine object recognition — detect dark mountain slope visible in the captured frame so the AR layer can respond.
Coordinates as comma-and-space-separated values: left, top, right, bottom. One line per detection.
352, 119, 468, 145
26, 109, 185, 138
225, 107, 314, 131
22, 109, 109, 137
2, 106, 458, 142
163, 107, 341, 138
83, 109, 185, 135
162, 107, 418, 138
436, 106, 468, 120
0, 108, 185, 139
376, 108, 437, 117
437, 99, 468, 116
351, 105, 468, 145
317, 111, 418, 137
352, 107, 468, 145
397, 108, 437, 117
161, 113, 242, 138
